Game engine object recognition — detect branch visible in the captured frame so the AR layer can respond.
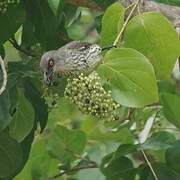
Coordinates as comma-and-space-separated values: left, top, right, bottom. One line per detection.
127, 107, 135, 119
115, 107, 135, 122
50, 161, 98, 179
113, 0, 140, 46
0, 56, 7, 96
66, 0, 101, 11
9, 38, 37, 57
121, 0, 180, 28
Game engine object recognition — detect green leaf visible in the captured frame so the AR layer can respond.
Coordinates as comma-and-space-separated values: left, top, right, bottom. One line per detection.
0, 3, 25, 45
100, 2, 125, 47
152, 0, 180, 6
8, 62, 37, 79
15, 138, 59, 180
20, 128, 35, 167
114, 144, 137, 157
166, 140, 180, 174
98, 48, 158, 107
46, 125, 87, 163
160, 93, 180, 128
48, 0, 63, 16
101, 155, 136, 180
24, 80, 48, 132
0, 130, 23, 179
0, 91, 11, 133
100, 144, 137, 180
81, 117, 133, 143
124, 12, 180, 79
9, 88, 35, 142
142, 131, 176, 150
21, 20, 37, 48
158, 80, 176, 94
139, 162, 180, 180
24, 0, 63, 50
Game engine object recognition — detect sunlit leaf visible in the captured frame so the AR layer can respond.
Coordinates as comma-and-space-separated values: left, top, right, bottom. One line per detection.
100, 2, 125, 47
98, 48, 159, 107
124, 12, 180, 79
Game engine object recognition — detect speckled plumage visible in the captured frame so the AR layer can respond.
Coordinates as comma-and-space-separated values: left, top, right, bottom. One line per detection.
40, 41, 103, 85
40, 41, 102, 77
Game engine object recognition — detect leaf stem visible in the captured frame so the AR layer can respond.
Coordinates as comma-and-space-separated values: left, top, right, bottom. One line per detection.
138, 111, 159, 180
113, 0, 140, 46
50, 161, 98, 179
0, 56, 7, 96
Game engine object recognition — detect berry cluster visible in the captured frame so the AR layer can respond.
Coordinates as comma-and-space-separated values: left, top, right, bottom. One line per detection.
43, 87, 59, 111
0, 0, 20, 13
64, 72, 120, 121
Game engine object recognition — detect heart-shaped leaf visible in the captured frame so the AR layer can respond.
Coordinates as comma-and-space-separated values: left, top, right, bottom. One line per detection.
124, 12, 180, 79
98, 48, 159, 107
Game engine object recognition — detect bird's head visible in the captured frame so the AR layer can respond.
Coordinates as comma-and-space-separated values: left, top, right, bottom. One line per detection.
40, 50, 57, 86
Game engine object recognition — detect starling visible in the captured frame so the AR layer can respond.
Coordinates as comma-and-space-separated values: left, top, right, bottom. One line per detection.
40, 41, 103, 85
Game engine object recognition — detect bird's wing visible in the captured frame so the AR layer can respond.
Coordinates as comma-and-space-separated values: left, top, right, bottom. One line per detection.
65, 41, 92, 51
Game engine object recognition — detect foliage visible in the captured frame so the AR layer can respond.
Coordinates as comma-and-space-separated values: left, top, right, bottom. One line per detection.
0, 0, 180, 180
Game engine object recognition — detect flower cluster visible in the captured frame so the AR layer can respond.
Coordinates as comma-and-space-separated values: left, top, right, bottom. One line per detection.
64, 72, 120, 121
0, 0, 20, 14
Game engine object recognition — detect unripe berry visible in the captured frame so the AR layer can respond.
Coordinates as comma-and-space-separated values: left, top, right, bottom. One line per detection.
64, 72, 120, 121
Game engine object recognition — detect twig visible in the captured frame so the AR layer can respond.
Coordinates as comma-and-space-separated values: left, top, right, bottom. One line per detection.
138, 111, 159, 180
177, 28, 180, 72
9, 38, 37, 57
125, 2, 136, 11
140, 149, 158, 180
49, 147, 98, 179
50, 161, 98, 179
127, 107, 135, 119
0, 56, 7, 95
115, 107, 135, 122
113, 0, 140, 46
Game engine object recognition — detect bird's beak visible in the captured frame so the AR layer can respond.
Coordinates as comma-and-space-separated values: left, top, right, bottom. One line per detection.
44, 67, 54, 86
102, 45, 117, 51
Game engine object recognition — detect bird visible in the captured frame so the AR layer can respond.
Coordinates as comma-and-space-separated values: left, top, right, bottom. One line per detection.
40, 41, 115, 85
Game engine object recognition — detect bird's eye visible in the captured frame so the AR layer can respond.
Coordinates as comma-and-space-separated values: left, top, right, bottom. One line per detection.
48, 59, 54, 66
